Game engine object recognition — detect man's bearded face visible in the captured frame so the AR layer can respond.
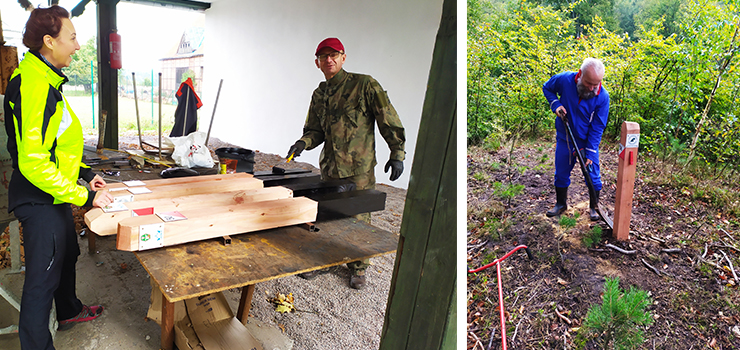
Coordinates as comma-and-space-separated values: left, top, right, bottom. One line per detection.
577, 77, 598, 100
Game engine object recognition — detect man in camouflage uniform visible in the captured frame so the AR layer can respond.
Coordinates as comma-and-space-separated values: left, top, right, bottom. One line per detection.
287, 37, 406, 289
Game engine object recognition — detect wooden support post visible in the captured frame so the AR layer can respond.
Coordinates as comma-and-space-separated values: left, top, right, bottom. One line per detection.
379, 0, 456, 347
87, 230, 97, 254
161, 292, 175, 350
236, 284, 255, 325
613, 122, 640, 241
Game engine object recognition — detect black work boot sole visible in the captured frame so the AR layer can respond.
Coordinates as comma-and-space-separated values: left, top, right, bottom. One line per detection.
350, 270, 366, 289
546, 205, 567, 217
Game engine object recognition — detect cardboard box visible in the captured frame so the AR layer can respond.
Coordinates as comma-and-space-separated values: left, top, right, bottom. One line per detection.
185, 292, 264, 350
175, 314, 206, 350
146, 280, 203, 350
147, 282, 264, 350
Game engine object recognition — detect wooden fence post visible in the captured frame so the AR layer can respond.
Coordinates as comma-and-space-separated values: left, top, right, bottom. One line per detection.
613, 122, 640, 241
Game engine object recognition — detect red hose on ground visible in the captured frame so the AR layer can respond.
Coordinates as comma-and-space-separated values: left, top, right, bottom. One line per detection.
496, 261, 507, 350
468, 245, 530, 350
467, 245, 529, 274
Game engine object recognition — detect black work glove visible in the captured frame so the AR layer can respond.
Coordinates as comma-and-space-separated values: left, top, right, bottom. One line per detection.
384, 159, 403, 181
287, 140, 306, 159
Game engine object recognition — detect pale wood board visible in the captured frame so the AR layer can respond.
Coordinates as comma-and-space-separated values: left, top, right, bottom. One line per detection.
110, 177, 263, 202
117, 197, 318, 251
106, 172, 254, 190
85, 187, 293, 236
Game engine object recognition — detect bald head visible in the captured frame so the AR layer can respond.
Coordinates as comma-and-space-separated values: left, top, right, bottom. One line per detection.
581, 58, 605, 79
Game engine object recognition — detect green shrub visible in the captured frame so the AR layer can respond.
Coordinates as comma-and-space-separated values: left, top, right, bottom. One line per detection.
559, 215, 576, 228
583, 225, 603, 248
577, 277, 653, 350
492, 181, 524, 202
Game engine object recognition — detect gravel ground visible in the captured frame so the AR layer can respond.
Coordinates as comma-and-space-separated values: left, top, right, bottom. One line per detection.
81, 132, 408, 350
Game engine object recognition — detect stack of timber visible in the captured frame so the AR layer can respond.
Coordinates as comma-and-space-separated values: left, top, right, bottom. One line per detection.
84, 172, 389, 252
83, 173, 317, 251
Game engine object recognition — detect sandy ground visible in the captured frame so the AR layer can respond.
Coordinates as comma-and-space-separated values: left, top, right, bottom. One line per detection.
0, 136, 407, 350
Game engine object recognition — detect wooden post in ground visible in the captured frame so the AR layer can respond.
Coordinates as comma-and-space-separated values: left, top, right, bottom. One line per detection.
379, 0, 456, 348
613, 122, 640, 241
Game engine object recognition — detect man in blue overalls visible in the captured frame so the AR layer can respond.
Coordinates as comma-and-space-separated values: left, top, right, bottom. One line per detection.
542, 58, 610, 220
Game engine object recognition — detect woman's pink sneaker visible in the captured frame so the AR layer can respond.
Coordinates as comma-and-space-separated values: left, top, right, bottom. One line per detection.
58, 305, 104, 330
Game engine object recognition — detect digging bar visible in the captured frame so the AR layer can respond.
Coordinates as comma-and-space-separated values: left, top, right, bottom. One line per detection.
562, 115, 614, 230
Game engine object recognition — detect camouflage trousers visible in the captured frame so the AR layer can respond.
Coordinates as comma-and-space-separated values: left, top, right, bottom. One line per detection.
322, 169, 375, 271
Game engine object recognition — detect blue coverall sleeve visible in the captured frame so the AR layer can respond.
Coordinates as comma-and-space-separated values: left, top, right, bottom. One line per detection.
542, 74, 564, 113
586, 93, 610, 162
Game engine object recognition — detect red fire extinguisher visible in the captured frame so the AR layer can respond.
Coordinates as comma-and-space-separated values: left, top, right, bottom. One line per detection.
109, 31, 122, 69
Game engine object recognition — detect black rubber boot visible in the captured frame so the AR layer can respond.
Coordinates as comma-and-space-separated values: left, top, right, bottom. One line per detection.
589, 190, 600, 221
546, 187, 568, 217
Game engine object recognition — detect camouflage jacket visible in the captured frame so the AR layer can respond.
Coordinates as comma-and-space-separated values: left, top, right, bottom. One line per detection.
300, 69, 405, 178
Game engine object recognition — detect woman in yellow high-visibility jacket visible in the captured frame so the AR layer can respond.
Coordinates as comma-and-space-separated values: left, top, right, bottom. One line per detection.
3, 6, 114, 349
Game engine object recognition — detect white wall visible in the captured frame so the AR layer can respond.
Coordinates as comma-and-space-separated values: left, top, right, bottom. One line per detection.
199, 0, 444, 189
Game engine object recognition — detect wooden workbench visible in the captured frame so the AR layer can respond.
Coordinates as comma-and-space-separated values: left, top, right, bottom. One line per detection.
134, 217, 399, 350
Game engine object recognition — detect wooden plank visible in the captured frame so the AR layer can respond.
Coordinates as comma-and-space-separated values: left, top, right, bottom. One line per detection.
110, 177, 263, 202
117, 197, 318, 251
254, 172, 321, 187
252, 168, 310, 176
379, 0, 457, 348
85, 187, 293, 236
106, 172, 254, 190
135, 218, 398, 303
284, 179, 356, 197
87, 230, 96, 254
306, 189, 387, 220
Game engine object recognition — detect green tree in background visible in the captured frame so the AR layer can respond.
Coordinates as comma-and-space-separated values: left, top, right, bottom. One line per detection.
67, 36, 97, 93
468, 0, 740, 178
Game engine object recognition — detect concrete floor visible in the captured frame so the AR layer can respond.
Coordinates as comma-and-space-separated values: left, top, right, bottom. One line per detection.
0, 230, 291, 350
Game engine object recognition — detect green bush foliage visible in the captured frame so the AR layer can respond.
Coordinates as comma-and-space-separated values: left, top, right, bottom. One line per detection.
468, 0, 740, 177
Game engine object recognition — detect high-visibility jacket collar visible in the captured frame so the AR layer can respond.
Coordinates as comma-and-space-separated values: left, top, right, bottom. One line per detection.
25, 51, 68, 90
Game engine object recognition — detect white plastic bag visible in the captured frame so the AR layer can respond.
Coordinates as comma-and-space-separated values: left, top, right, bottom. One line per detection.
166, 131, 214, 168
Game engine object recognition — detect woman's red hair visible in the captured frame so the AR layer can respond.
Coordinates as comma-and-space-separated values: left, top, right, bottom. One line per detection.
22, 5, 70, 51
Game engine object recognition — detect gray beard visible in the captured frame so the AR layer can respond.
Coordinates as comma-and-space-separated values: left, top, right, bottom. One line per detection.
577, 79, 597, 100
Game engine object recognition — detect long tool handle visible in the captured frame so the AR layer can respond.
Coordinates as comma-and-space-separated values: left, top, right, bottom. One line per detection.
205, 79, 223, 146
563, 117, 597, 201
158, 72, 162, 161
132, 72, 144, 150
